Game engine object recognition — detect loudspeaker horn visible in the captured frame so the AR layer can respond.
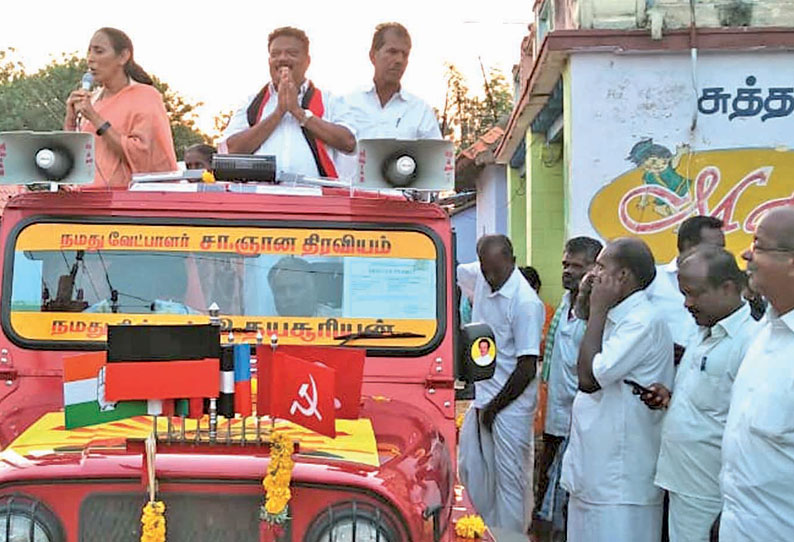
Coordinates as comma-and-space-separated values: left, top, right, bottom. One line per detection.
356, 138, 454, 191
0, 131, 95, 185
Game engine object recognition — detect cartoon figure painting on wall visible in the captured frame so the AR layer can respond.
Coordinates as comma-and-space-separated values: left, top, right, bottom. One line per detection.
628, 138, 693, 217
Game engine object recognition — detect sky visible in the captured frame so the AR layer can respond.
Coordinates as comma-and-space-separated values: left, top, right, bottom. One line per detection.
2, 0, 531, 136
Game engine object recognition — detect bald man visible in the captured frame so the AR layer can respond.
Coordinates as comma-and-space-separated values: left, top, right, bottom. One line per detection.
718, 206, 794, 541
560, 238, 674, 542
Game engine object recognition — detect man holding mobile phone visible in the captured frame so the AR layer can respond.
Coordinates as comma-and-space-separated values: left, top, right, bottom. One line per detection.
560, 238, 674, 542
641, 247, 756, 542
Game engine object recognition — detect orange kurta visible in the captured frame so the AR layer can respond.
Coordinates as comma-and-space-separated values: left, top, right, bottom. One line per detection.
80, 82, 177, 187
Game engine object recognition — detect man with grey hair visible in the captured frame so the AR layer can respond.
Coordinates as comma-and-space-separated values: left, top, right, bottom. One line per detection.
561, 237, 674, 542
717, 206, 794, 541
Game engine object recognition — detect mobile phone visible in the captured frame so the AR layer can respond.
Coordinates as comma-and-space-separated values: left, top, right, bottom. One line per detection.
623, 379, 652, 395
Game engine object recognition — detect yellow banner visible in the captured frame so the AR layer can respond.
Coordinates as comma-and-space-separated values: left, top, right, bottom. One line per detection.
10, 312, 438, 346
4, 412, 380, 467
15, 224, 437, 260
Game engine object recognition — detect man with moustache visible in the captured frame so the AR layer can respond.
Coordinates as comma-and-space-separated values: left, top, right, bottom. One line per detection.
344, 22, 441, 140
647, 216, 725, 363
717, 206, 794, 541
457, 234, 545, 537
221, 27, 355, 178
560, 238, 674, 542
640, 246, 757, 542
535, 237, 602, 537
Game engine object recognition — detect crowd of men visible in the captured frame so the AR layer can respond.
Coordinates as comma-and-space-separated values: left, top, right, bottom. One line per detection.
457, 208, 794, 542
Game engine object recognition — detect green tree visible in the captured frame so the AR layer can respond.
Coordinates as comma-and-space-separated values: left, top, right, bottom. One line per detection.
0, 49, 208, 159
441, 63, 513, 153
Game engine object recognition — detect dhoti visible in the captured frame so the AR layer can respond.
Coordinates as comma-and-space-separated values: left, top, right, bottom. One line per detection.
668, 491, 721, 542
567, 496, 662, 542
459, 404, 534, 534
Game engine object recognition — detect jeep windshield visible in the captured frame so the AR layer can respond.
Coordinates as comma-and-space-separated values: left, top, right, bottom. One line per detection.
5, 221, 443, 352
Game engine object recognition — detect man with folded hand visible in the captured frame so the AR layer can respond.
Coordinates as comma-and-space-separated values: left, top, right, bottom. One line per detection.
221, 26, 355, 179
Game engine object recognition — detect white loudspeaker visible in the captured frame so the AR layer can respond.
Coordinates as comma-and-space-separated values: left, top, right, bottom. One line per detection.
0, 131, 95, 185
356, 138, 454, 191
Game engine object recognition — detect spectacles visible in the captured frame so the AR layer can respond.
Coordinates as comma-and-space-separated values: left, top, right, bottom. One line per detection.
750, 239, 794, 253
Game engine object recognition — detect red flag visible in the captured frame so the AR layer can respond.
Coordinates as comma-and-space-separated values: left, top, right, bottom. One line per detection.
278, 346, 364, 419
104, 359, 220, 401
269, 352, 336, 438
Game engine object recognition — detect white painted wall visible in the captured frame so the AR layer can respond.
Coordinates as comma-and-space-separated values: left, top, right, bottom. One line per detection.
475, 164, 509, 238
568, 50, 794, 239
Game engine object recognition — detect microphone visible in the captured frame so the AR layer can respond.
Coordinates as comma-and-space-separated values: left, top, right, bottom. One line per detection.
75, 72, 93, 129
81, 72, 94, 91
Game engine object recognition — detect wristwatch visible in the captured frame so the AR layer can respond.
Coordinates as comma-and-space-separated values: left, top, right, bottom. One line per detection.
96, 121, 111, 136
299, 109, 314, 127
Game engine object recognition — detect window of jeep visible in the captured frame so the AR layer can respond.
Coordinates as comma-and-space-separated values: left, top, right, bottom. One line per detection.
6, 222, 442, 351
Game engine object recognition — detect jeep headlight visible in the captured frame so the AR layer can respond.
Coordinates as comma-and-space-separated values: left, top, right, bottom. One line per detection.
305, 501, 400, 542
0, 496, 63, 542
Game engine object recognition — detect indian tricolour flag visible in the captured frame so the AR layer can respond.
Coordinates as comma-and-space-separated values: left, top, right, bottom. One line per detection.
63, 353, 147, 429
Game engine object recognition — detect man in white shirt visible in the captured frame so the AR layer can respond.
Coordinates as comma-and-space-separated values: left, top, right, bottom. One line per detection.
647, 216, 725, 363
535, 237, 602, 532
560, 238, 674, 542
457, 234, 545, 536
718, 206, 794, 541
221, 27, 355, 179
344, 22, 442, 141
640, 246, 756, 542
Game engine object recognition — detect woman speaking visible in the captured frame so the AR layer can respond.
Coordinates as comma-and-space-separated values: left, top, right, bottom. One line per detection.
64, 27, 177, 187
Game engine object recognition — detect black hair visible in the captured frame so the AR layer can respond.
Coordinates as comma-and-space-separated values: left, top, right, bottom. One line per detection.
371, 22, 411, 53
611, 238, 657, 290
564, 236, 603, 263
478, 338, 490, 348
519, 266, 541, 292
185, 144, 216, 161
267, 256, 313, 286
626, 138, 673, 165
680, 245, 746, 291
96, 27, 153, 85
476, 234, 514, 260
268, 26, 310, 51
677, 215, 724, 253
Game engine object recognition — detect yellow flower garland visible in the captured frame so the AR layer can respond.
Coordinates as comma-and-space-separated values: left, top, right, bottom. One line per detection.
141, 501, 166, 542
455, 514, 486, 539
260, 431, 295, 525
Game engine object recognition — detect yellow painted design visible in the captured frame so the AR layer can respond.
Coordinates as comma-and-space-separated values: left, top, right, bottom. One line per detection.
6, 412, 380, 467
9, 312, 437, 347
591, 148, 794, 263
15, 224, 437, 260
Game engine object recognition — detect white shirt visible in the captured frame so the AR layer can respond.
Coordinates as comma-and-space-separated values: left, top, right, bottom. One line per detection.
343, 85, 442, 140
221, 81, 350, 178
544, 292, 586, 437
655, 303, 757, 500
457, 262, 545, 412
560, 290, 674, 505
719, 307, 794, 540
647, 259, 698, 347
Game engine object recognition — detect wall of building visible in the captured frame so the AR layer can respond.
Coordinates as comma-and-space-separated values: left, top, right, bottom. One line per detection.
451, 205, 478, 265
507, 167, 528, 265
526, 134, 566, 305
475, 164, 508, 237
568, 49, 794, 262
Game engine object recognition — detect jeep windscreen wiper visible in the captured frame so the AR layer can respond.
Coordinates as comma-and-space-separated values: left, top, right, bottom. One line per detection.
334, 330, 427, 346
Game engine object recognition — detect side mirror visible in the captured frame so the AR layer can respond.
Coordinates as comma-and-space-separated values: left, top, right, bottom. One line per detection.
459, 322, 497, 382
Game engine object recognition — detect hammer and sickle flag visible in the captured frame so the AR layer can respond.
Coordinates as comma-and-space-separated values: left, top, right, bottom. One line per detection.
261, 350, 337, 438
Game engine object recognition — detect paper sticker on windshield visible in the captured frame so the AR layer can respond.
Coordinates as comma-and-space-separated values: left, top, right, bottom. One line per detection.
471, 337, 495, 367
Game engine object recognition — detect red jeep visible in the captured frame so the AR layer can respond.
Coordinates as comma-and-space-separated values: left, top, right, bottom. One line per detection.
0, 183, 491, 541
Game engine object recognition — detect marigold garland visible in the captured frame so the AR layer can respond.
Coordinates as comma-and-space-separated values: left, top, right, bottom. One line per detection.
140, 501, 166, 542
260, 431, 295, 525
455, 514, 486, 539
